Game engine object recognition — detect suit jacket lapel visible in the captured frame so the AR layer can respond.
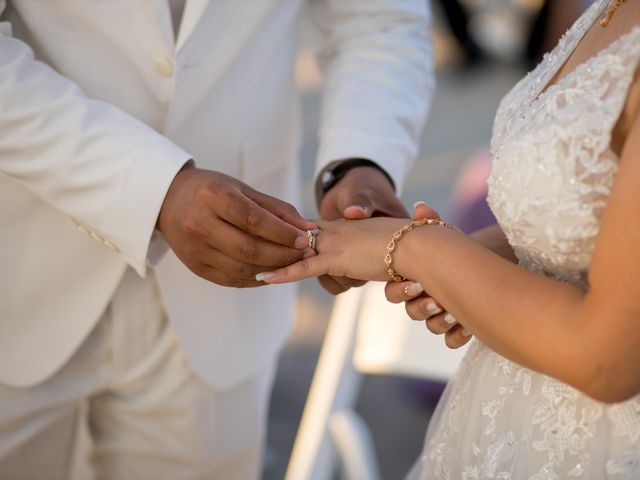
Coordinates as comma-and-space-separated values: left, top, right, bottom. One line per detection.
147, 0, 175, 50
175, 0, 210, 52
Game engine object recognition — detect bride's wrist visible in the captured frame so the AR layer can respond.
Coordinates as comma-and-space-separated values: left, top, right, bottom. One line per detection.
388, 221, 461, 283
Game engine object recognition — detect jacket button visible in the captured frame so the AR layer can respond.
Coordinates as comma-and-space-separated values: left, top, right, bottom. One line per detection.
154, 56, 174, 77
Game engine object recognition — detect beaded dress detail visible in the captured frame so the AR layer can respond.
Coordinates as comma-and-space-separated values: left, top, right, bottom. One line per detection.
410, 1, 640, 478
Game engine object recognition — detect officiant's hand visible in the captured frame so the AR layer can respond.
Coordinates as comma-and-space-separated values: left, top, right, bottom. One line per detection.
157, 162, 317, 287
318, 164, 411, 294
384, 202, 473, 349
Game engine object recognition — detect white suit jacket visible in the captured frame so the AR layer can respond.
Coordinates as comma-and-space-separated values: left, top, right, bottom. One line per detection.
0, 0, 433, 389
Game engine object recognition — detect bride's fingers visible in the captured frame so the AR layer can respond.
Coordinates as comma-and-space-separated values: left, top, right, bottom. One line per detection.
406, 296, 444, 320
385, 281, 424, 303
385, 281, 447, 323
425, 311, 460, 335
256, 255, 329, 284
444, 324, 474, 349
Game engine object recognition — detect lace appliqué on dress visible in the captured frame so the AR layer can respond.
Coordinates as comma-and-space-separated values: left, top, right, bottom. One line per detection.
529, 379, 603, 479
606, 399, 640, 479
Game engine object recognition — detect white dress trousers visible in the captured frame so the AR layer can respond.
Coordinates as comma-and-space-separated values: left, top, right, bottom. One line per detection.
0, 268, 276, 480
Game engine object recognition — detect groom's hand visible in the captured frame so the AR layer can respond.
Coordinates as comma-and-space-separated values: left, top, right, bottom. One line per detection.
158, 162, 316, 287
318, 164, 409, 295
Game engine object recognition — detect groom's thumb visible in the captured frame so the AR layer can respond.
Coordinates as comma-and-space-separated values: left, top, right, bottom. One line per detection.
342, 191, 374, 219
413, 201, 440, 220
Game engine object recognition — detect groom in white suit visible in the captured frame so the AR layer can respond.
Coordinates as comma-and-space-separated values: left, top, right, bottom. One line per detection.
0, 0, 433, 478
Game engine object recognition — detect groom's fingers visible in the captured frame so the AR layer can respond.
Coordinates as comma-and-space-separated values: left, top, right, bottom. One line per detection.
412, 201, 440, 220
207, 220, 305, 267
318, 275, 366, 295
194, 263, 263, 288
319, 165, 406, 221
317, 275, 348, 294
218, 195, 309, 250
249, 189, 318, 232
342, 189, 408, 219
256, 255, 329, 284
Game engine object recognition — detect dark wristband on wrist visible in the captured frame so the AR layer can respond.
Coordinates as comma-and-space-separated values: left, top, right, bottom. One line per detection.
316, 159, 395, 203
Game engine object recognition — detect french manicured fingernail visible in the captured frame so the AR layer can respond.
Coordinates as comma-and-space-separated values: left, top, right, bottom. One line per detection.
256, 272, 276, 282
303, 249, 316, 259
404, 282, 424, 297
444, 313, 457, 325
462, 328, 473, 337
294, 235, 308, 249
413, 201, 428, 209
426, 303, 443, 315
348, 205, 367, 212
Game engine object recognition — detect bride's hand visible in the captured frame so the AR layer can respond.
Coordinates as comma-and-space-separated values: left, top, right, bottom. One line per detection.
256, 216, 408, 284
384, 201, 473, 349
385, 280, 473, 349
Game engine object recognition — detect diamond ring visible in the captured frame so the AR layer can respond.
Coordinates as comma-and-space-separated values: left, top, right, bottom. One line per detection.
306, 228, 321, 253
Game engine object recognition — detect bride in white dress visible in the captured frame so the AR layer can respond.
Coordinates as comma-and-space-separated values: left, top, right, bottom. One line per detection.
259, 0, 640, 477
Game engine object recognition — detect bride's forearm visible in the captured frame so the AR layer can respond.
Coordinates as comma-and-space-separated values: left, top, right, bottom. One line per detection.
468, 224, 517, 263
392, 226, 626, 402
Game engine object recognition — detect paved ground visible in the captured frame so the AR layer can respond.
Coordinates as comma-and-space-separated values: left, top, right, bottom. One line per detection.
264, 15, 525, 479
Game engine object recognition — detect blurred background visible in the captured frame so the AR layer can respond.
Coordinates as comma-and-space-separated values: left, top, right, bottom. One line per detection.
265, 1, 592, 479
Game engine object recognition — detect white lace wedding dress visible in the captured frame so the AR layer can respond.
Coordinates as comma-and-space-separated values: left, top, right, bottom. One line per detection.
409, 1, 640, 479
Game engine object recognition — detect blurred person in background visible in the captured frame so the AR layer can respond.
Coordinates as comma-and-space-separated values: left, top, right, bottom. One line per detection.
261, 0, 640, 476
433, 0, 485, 67
0, 1, 434, 478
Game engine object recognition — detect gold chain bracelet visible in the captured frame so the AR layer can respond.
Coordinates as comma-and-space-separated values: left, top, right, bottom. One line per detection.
385, 217, 459, 283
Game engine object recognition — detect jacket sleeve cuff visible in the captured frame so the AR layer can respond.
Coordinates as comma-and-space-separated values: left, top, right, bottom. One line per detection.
315, 129, 417, 196
110, 145, 192, 277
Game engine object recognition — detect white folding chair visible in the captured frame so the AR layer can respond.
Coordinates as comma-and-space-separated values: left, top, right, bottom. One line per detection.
285, 282, 468, 480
